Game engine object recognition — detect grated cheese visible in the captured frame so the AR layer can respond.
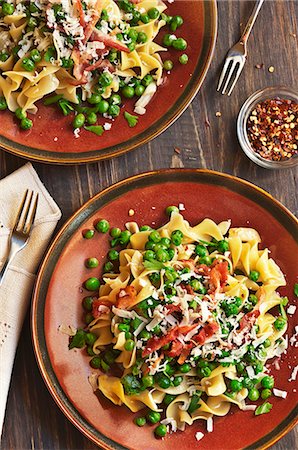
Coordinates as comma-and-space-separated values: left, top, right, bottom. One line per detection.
195, 432, 204, 442
273, 388, 287, 399
289, 365, 298, 382
287, 305, 296, 315
206, 417, 213, 433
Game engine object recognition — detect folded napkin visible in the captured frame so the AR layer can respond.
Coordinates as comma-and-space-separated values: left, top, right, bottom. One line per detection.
0, 163, 61, 438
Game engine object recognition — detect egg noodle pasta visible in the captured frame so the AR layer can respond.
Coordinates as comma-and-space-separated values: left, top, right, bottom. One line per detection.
0, 0, 187, 134
69, 209, 291, 439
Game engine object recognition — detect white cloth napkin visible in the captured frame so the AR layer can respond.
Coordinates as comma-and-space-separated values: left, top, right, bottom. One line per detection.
0, 163, 61, 438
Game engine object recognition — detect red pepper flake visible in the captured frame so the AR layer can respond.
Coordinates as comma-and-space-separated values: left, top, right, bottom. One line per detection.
174, 147, 181, 154
247, 97, 298, 161
255, 63, 264, 69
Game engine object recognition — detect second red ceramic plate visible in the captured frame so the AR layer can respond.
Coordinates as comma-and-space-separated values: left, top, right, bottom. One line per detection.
32, 169, 298, 450
0, 1, 217, 164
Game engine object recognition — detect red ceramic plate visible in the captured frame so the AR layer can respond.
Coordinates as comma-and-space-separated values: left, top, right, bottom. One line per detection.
0, 1, 217, 164
32, 169, 298, 450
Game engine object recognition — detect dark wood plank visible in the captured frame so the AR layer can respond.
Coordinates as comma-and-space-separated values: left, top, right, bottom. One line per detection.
0, 0, 297, 448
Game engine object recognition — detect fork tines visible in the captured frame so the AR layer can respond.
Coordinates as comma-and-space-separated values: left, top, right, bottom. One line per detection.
14, 189, 39, 235
217, 55, 245, 96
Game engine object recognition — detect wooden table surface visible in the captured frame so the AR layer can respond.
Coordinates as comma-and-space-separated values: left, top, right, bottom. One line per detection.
1, 1, 297, 449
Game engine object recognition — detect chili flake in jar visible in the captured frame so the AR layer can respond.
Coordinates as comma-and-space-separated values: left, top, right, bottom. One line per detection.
246, 98, 298, 161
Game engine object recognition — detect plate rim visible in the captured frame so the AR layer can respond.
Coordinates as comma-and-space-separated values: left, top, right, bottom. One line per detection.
31, 168, 298, 449
0, 0, 217, 165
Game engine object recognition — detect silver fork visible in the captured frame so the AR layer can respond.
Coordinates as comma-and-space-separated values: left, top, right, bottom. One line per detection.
217, 0, 265, 96
0, 189, 39, 286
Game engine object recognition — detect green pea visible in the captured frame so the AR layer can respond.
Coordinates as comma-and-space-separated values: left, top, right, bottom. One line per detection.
90, 356, 101, 369
131, 317, 142, 330
96, 100, 109, 114
197, 366, 211, 378
96, 219, 110, 233
166, 205, 179, 216
144, 250, 155, 261
171, 229, 183, 246
156, 249, 169, 262
248, 294, 258, 305
161, 13, 172, 24
108, 249, 119, 261
88, 93, 102, 104
98, 72, 112, 87
157, 374, 171, 389
110, 227, 121, 238
217, 239, 229, 253
139, 329, 151, 340
261, 376, 274, 389
140, 225, 152, 231
190, 279, 203, 292
82, 296, 94, 311
2, 2, 14, 15
83, 229, 94, 239
142, 74, 153, 86
274, 316, 286, 331
85, 312, 94, 324
170, 15, 183, 31
261, 389, 272, 400
21, 57, 35, 72
236, 362, 246, 374
26, 16, 37, 30
108, 50, 118, 62
195, 244, 207, 257
103, 261, 114, 272
149, 272, 160, 285
119, 230, 131, 245
108, 104, 120, 117
230, 380, 243, 392
137, 31, 148, 44
199, 256, 213, 266
225, 303, 239, 317
163, 60, 173, 71
163, 33, 176, 47
61, 57, 74, 69
125, 331, 133, 340
124, 339, 135, 351
121, 85, 135, 99
148, 7, 159, 19
254, 362, 263, 374
148, 230, 161, 243
15, 108, 27, 120
142, 374, 154, 388
140, 13, 149, 24
85, 332, 97, 346
249, 270, 260, 282
84, 277, 100, 291
173, 376, 183, 386
180, 363, 191, 373
128, 28, 138, 41
127, 42, 136, 52
118, 323, 130, 333
172, 37, 187, 51
263, 338, 271, 348
0, 51, 9, 62
179, 54, 188, 65
134, 417, 146, 427
248, 387, 260, 401
164, 394, 176, 405
135, 84, 145, 96
147, 411, 161, 424
86, 112, 97, 125
20, 118, 33, 130
109, 94, 121, 105
154, 424, 167, 438
30, 49, 41, 63
243, 377, 254, 390
85, 257, 99, 269
73, 113, 85, 128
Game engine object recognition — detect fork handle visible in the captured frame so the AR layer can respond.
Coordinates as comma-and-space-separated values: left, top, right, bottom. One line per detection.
0, 241, 20, 286
240, 0, 265, 46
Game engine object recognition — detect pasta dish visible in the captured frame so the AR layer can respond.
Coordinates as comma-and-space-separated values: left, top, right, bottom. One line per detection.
69, 208, 291, 439
0, 0, 187, 135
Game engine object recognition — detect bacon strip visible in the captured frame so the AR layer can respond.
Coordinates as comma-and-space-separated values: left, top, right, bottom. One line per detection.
90, 29, 130, 52
92, 299, 112, 318
208, 261, 228, 294
239, 310, 260, 331
116, 286, 137, 309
